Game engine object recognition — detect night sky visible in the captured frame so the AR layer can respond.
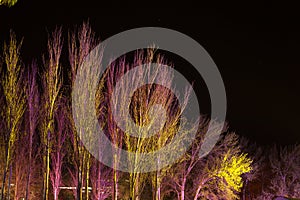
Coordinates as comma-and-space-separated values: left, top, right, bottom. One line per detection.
1, 1, 299, 146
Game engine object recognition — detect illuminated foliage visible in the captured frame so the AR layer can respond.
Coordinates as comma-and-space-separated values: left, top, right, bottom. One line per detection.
216, 151, 252, 196
192, 133, 253, 200
0, 0, 18, 7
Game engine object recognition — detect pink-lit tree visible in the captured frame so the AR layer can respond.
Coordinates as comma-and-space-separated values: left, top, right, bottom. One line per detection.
41, 27, 63, 200
13, 125, 28, 200
90, 159, 112, 200
50, 99, 69, 200
162, 119, 228, 200
25, 61, 40, 200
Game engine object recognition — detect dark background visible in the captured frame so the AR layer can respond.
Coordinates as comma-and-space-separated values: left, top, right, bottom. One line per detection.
0, 1, 299, 146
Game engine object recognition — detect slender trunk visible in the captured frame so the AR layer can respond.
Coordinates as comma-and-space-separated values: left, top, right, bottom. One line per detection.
14, 163, 19, 200
85, 153, 90, 200
43, 130, 50, 200
129, 173, 134, 200
0, 171, 6, 199
80, 151, 85, 200
193, 184, 202, 200
96, 162, 101, 200
113, 154, 118, 200
1, 163, 7, 199
243, 179, 248, 200
54, 189, 58, 200
155, 184, 161, 200
77, 169, 82, 200
180, 177, 186, 200
7, 164, 12, 200
25, 134, 32, 200
181, 190, 184, 200
155, 171, 161, 200
134, 179, 139, 200
45, 134, 50, 200
1, 146, 9, 199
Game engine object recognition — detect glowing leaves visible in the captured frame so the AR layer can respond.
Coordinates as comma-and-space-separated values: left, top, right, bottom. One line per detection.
216, 150, 253, 194
0, 0, 18, 7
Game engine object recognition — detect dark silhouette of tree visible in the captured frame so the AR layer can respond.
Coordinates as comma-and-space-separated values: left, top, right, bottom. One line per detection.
255, 144, 300, 199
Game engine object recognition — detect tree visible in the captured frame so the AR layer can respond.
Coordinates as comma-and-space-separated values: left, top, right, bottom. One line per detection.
50, 99, 69, 200
0, 31, 26, 200
90, 159, 112, 200
192, 133, 252, 200
255, 145, 300, 199
13, 124, 29, 200
25, 61, 40, 200
102, 48, 192, 200
165, 119, 225, 200
239, 137, 265, 200
41, 27, 63, 200
68, 21, 99, 200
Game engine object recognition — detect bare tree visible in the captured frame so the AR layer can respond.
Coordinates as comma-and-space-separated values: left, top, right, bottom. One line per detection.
0, 31, 26, 200
13, 126, 28, 200
41, 27, 63, 200
68, 21, 98, 200
191, 133, 252, 200
90, 159, 112, 200
24, 61, 40, 200
255, 144, 300, 199
50, 99, 69, 200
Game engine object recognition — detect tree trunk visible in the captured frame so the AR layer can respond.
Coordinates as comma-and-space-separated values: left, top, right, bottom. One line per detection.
180, 177, 187, 200
77, 169, 82, 200
193, 184, 202, 200
45, 135, 50, 200
242, 179, 248, 200
96, 162, 101, 200
1, 146, 9, 199
86, 154, 90, 200
43, 130, 50, 200
14, 163, 19, 200
1, 163, 7, 199
112, 154, 118, 200
54, 189, 58, 200
25, 134, 32, 200
155, 171, 161, 200
7, 164, 12, 200
155, 184, 161, 200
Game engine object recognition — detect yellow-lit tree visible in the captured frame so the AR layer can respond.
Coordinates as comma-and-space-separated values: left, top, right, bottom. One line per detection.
41, 27, 63, 200
193, 133, 253, 200
104, 48, 195, 200
215, 150, 252, 198
0, 31, 26, 200
68, 21, 99, 200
